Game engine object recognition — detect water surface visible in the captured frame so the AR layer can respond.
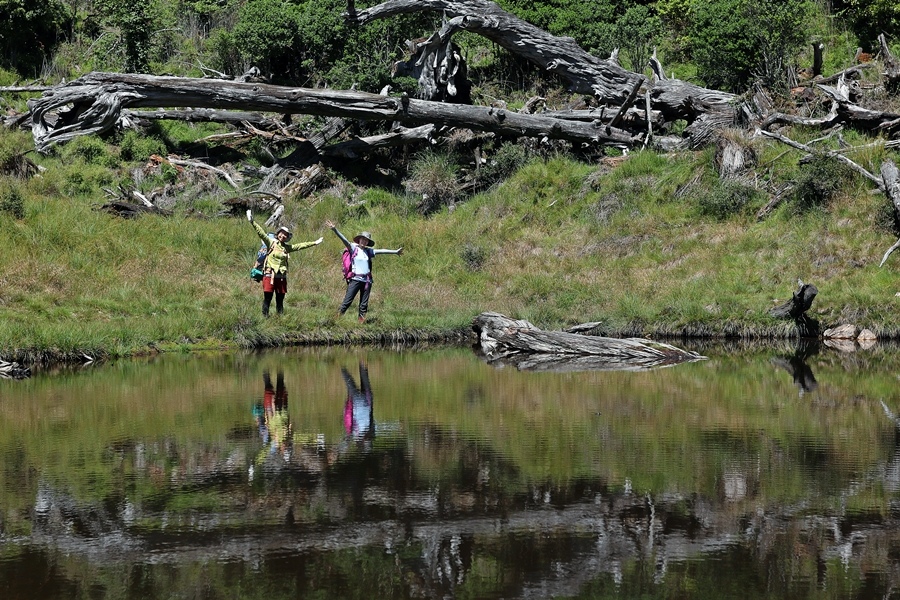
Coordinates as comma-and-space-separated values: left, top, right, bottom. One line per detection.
1, 342, 899, 599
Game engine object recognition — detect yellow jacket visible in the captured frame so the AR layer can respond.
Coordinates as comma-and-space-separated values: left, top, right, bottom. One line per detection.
252, 221, 317, 276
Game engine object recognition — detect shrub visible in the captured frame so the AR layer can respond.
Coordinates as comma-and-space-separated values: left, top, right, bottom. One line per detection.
479, 143, 530, 188
790, 155, 854, 215
404, 150, 460, 215
461, 244, 487, 271
696, 180, 761, 221
62, 136, 115, 167
120, 130, 167, 162
0, 181, 25, 219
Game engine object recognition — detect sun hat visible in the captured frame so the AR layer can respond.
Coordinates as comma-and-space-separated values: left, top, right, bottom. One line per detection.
275, 225, 293, 240
353, 231, 374, 246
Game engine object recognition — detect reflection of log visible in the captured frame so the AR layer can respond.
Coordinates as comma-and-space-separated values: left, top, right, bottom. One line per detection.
472, 312, 706, 371
0, 358, 30, 379
770, 340, 819, 395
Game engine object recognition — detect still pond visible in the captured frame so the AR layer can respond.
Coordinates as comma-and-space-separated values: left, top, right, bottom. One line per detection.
1, 341, 899, 599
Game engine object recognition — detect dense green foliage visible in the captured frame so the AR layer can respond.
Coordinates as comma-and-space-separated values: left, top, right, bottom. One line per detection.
0, 0, 72, 77
3, 0, 896, 92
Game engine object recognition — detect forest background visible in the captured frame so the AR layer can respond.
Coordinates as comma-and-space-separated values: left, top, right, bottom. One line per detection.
1, 0, 900, 364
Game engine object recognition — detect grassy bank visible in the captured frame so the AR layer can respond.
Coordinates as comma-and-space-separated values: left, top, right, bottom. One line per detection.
2, 124, 900, 365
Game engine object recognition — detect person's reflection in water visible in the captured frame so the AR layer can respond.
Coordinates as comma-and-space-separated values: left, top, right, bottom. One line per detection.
341, 362, 375, 448
253, 370, 292, 463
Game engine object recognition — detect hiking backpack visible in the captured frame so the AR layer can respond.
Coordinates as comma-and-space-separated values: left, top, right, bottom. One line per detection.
250, 233, 275, 281
341, 245, 371, 282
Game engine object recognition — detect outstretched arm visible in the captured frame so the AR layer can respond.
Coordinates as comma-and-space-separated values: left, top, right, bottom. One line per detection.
373, 246, 404, 256
325, 220, 352, 250
285, 237, 323, 252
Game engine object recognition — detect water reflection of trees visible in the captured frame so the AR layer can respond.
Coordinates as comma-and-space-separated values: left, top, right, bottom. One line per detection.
16, 419, 900, 599
8, 353, 900, 598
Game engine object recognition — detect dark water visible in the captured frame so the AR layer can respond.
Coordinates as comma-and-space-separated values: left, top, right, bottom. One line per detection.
1, 342, 900, 599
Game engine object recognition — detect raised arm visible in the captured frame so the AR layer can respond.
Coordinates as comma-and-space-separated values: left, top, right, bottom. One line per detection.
248, 210, 272, 247
325, 219, 352, 250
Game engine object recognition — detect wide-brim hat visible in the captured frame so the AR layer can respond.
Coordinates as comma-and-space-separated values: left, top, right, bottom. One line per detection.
275, 225, 293, 240
353, 231, 374, 246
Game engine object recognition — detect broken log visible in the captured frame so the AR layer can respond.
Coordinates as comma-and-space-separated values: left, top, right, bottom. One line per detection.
472, 312, 706, 372
769, 280, 819, 338
769, 280, 817, 320
27, 72, 641, 153
878, 33, 900, 93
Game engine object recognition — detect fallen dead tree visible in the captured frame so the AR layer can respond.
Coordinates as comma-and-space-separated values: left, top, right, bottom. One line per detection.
27, 71, 641, 153
472, 312, 706, 372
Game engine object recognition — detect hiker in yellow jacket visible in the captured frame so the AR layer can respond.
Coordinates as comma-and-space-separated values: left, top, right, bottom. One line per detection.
247, 209, 322, 316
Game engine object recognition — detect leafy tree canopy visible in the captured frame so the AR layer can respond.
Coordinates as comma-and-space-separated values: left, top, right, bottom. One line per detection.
0, 0, 72, 77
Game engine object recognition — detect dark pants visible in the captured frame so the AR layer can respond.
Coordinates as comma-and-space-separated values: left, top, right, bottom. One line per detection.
339, 279, 371, 318
263, 292, 285, 316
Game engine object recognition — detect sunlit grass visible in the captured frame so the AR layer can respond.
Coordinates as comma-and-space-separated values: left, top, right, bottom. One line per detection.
2, 121, 900, 358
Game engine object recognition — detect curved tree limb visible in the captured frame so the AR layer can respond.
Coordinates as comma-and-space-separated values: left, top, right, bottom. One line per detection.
345, 0, 646, 103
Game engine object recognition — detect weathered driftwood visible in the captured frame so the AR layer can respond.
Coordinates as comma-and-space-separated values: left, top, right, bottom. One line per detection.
472, 312, 706, 372
27, 72, 640, 153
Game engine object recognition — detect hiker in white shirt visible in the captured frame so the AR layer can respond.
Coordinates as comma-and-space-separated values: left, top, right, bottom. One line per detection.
325, 220, 403, 322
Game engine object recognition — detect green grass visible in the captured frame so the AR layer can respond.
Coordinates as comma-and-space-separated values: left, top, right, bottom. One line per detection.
2, 125, 900, 360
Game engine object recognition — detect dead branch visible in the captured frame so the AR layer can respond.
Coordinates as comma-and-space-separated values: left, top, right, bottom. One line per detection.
320, 124, 438, 158
166, 157, 241, 189
122, 108, 277, 129
757, 128, 883, 189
